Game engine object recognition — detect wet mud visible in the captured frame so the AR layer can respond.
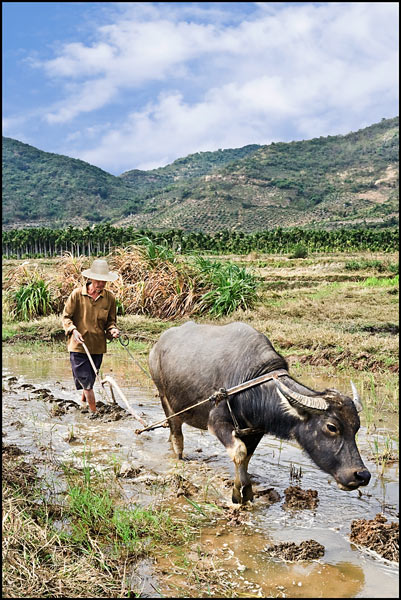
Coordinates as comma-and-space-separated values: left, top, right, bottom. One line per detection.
283, 486, 319, 510
2, 350, 399, 598
2, 444, 38, 493
263, 539, 325, 562
350, 514, 399, 562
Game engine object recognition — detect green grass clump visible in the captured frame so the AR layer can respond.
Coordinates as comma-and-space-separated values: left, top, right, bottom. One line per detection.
360, 274, 399, 287
111, 506, 174, 553
194, 256, 260, 316
345, 259, 399, 273
2, 451, 192, 598
133, 234, 177, 264
12, 278, 53, 321
63, 461, 187, 558
289, 243, 308, 259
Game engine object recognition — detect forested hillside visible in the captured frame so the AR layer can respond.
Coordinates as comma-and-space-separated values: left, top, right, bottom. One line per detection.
3, 117, 398, 232
2, 138, 143, 226
117, 117, 399, 232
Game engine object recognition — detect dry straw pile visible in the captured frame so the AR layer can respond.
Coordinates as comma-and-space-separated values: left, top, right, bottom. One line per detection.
108, 246, 204, 319
4, 247, 205, 320
4, 243, 258, 321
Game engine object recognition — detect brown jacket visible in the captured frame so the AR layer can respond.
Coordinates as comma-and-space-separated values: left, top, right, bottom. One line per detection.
62, 284, 117, 354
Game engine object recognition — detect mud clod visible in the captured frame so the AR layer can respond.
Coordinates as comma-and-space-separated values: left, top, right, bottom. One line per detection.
254, 487, 281, 504
224, 506, 249, 526
118, 461, 143, 478
18, 383, 36, 390
263, 539, 325, 561
350, 513, 399, 562
90, 403, 128, 421
2, 443, 25, 457
367, 450, 398, 464
31, 387, 53, 397
283, 485, 319, 509
2, 445, 39, 494
169, 474, 199, 497
51, 404, 66, 416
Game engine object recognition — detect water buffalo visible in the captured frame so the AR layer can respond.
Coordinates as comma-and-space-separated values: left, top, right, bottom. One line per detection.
149, 321, 371, 504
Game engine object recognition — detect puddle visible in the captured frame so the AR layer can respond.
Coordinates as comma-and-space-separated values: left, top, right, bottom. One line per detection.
196, 527, 368, 598
2, 347, 399, 598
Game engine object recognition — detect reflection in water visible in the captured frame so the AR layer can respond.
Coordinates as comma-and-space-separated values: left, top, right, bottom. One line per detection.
2, 348, 399, 599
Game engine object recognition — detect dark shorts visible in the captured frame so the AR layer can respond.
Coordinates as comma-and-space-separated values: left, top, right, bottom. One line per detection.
69, 352, 103, 390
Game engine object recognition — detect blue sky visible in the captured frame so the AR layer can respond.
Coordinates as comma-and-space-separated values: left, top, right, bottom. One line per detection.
3, 2, 399, 175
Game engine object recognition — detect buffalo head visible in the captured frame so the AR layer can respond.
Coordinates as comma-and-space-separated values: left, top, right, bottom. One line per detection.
274, 378, 371, 491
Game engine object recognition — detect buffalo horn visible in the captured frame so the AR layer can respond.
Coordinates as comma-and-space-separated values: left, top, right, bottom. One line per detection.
274, 377, 329, 413
350, 381, 363, 413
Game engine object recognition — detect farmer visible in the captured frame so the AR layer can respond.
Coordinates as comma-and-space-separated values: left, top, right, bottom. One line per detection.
62, 258, 120, 414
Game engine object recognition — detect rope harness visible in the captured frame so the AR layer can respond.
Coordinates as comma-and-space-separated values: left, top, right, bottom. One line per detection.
135, 368, 289, 436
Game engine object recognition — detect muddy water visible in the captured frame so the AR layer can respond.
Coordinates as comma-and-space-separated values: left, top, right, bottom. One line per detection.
2, 347, 399, 598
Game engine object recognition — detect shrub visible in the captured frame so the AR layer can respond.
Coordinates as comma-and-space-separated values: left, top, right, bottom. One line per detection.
12, 278, 53, 321
194, 256, 260, 317
289, 243, 308, 259
3, 249, 260, 322
345, 259, 386, 271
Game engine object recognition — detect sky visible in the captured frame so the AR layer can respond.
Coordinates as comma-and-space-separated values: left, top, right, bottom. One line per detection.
2, 2, 399, 175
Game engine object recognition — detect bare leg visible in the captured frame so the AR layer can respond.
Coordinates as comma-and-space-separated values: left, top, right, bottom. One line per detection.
81, 391, 86, 403
83, 389, 96, 413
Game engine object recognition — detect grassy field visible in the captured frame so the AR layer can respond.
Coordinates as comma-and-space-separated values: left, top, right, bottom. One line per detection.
2, 249, 398, 451
2, 250, 399, 597
3, 250, 399, 417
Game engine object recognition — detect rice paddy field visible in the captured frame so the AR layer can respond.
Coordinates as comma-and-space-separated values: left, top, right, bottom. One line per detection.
2, 248, 399, 598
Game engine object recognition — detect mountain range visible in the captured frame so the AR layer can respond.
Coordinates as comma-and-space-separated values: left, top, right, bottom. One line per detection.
2, 116, 398, 232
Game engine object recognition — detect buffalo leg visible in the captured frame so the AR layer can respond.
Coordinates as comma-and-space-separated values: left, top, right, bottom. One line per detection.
210, 421, 261, 504
231, 433, 264, 504
233, 454, 253, 504
160, 395, 184, 459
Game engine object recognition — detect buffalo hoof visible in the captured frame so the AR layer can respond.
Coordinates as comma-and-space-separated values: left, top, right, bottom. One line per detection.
232, 484, 254, 504
174, 452, 191, 461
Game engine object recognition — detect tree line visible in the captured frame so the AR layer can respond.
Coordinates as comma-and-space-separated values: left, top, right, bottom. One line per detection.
2, 224, 399, 259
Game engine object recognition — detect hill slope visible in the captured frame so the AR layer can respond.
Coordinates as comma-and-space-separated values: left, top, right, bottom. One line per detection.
117, 117, 399, 232
3, 117, 398, 231
2, 138, 144, 227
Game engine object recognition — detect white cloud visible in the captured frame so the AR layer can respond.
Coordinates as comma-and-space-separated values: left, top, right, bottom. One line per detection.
45, 79, 118, 123
76, 83, 298, 173
43, 42, 116, 78
38, 18, 222, 123
3, 115, 28, 132
11, 1, 399, 172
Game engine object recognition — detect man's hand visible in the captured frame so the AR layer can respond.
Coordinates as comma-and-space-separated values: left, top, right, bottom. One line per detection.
72, 329, 84, 344
109, 328, 120, 339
